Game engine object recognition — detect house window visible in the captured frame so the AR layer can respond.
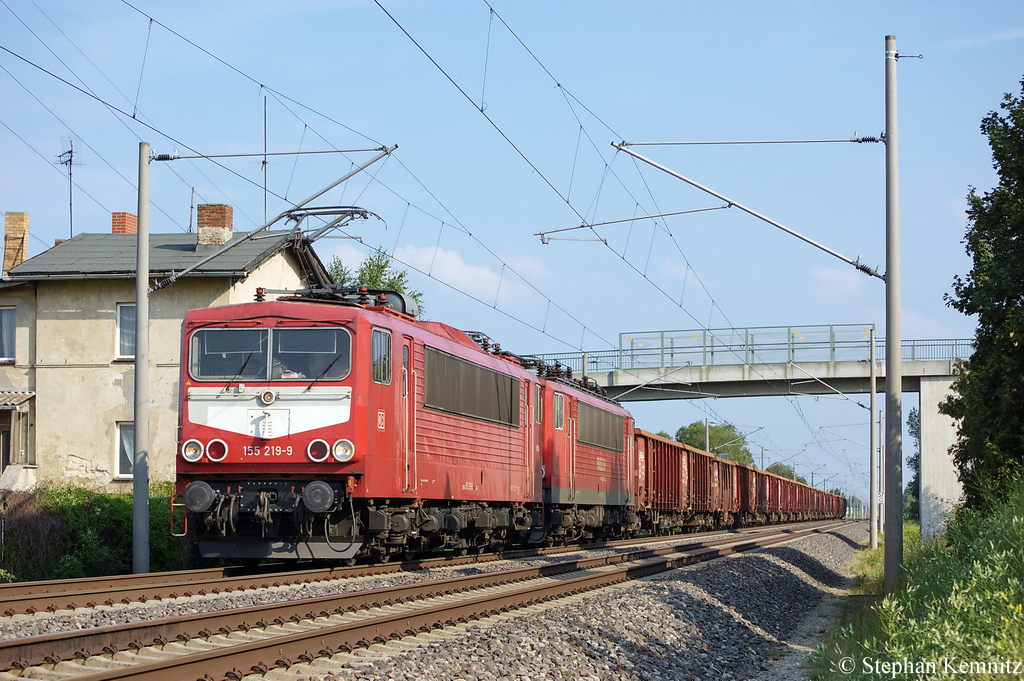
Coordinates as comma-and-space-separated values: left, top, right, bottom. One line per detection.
1, 429, 9, 473
372, 329, 391, 384
0, 307, 14, 362
117, 422, 134, 477
117, 304, 136, 358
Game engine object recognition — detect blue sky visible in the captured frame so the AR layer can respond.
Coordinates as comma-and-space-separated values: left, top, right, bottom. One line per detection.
2, 0, 1021, 499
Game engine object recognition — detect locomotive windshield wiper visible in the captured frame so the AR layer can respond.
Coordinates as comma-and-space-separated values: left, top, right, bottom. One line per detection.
224, 351, 256, 393
304, 353, 346, 393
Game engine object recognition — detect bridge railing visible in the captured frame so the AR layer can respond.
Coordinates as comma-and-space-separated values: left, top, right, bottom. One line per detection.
526, 324, 973, 374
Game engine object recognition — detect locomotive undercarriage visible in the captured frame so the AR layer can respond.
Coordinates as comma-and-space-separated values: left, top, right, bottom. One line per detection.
181, 480, 837, 563
637, 508, 828, 534
181, 479, 648, 563
543, 504, 639, 545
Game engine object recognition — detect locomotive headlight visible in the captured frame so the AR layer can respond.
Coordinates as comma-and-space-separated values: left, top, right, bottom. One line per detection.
181, 439, 204, 462
332, 439, 355, 462
206, 439, 228, 462
306, 439, 330, 463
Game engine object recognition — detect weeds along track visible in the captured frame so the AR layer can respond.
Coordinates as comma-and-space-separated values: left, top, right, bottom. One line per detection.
0, 521, 851, 680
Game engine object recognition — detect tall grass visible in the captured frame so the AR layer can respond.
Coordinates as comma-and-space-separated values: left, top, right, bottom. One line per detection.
812, 482, 1024, 679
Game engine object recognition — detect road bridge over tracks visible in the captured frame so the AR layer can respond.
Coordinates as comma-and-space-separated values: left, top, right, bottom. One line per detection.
530, 324, 973, 539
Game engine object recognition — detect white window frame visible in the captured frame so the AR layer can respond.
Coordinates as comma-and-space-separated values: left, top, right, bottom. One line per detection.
116, 303, 136, 359
372, 328, 392, 385
553, 392, 564, 430
0, 307, 14, 363
116, 422, 134, 478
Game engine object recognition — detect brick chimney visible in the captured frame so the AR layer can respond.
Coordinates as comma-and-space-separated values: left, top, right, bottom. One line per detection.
112, 212, 138, 234
197, 204, 233, 246
4, 212, 28, 276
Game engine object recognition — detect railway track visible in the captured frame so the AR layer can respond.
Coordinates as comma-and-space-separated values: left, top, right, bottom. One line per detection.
0, 520, 852, 681
0, 521, 832, 617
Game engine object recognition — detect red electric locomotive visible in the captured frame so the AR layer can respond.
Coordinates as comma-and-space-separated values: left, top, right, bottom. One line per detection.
173, 286, 844, 564
174, 285, 635, 563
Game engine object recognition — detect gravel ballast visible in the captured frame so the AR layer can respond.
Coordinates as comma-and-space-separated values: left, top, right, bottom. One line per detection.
0, 530, 752, 641
282, 522, 867, 681
0, 523, 866, 680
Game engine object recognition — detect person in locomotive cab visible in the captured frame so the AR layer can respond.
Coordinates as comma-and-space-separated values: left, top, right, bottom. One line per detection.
271, 360, 305, 380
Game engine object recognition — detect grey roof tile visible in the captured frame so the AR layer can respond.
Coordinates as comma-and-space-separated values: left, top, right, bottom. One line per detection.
0, 390, 34, 408
8, 231, 296, 279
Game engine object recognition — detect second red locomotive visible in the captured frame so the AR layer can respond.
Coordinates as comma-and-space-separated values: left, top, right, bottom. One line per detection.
174, 286, 844, 563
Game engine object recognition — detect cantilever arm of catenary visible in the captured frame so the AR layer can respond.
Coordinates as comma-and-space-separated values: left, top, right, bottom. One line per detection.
536, 205, 730, 244
612, 142, 884, 281
150, 145, 397, 292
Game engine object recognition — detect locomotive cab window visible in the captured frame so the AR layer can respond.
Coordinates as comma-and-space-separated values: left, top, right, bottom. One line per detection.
534, 383, 542, 423
190, 327, 350, 381
553, 392, 564, 430
372, 329, 392, 384
190, 328, 269, 380
273, 328, 351, 380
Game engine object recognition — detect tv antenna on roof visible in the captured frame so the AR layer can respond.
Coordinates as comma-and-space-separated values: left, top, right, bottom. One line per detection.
56, 137, 83, 239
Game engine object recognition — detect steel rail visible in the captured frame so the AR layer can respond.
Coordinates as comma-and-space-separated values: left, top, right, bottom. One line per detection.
0, 521, 852, 677
0, 521, 823, 616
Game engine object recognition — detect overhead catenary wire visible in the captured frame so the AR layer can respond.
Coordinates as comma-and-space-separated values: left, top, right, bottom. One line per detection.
612, 142, 885, 281
118, 0, 383, 147
132, 18, 153, 118
0, 116, 109, 247
0, 3, 206, 228
6, 3, 770, 446
8, 5, 859, 492
367, 5, 793, 391
0, 44, 334, 210
536, 205, 731, 243
369, 2, 865, 485
620, 137, 884, 146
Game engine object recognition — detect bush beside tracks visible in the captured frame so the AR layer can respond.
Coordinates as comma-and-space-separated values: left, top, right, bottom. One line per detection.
0, 481, 187, 582
812, 479, 1024, 679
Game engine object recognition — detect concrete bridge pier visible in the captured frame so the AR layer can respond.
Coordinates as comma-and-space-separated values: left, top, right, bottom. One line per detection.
918, 377, 962, 539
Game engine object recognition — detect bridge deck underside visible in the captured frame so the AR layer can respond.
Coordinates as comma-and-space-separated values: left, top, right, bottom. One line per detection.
601, 360, 954, 401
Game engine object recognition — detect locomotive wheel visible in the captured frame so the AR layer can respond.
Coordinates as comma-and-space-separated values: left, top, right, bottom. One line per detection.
341, 558, 356, 567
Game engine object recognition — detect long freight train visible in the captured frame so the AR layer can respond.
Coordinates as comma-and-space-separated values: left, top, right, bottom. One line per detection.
173, 286, 845, 563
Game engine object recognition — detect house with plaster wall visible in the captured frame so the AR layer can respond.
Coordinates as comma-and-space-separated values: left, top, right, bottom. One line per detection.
0, 206, 330, 491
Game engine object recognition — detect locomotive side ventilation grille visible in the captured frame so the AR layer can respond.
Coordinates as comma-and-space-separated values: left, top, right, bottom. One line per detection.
424, 347, 520, 427
578, 402, 625, 451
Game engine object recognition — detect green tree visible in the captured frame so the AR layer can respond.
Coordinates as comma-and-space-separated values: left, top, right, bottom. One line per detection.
765, 461, 808, 485
940, 79, 1024, 508
328, 250, 424, 317
904, 407, 921, 521
674, 421, 754, 466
